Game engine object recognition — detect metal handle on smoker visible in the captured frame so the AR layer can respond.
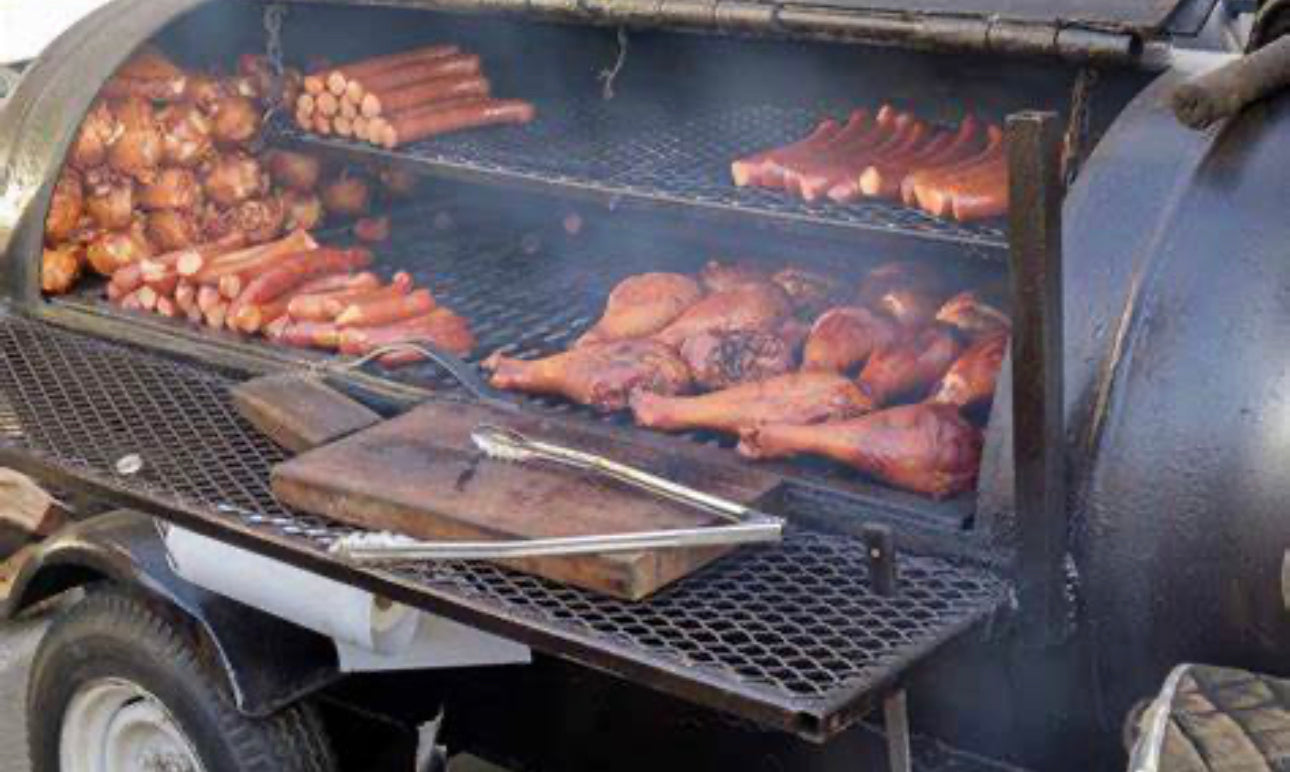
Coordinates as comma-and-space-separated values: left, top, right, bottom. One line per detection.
1172, 34, 1290, 130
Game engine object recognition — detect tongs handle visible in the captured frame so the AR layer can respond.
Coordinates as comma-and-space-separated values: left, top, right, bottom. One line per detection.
330, 518, 782, 562
513, 434, 754, 524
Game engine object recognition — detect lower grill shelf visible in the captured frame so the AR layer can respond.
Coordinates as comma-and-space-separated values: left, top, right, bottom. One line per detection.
0, 313, 1008, 740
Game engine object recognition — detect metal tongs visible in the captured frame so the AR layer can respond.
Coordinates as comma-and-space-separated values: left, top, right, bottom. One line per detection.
329, 424, 783, 562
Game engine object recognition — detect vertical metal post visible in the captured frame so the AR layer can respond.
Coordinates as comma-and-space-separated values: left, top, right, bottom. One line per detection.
1006, 112, 1068, 642
862, 524, 898, 597
862, 523, 909, 772
883, 691, 912, 772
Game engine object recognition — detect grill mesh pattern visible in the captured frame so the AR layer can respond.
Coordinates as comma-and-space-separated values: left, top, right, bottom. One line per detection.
275, 102, 1008, 255
0, 315, 1006, 732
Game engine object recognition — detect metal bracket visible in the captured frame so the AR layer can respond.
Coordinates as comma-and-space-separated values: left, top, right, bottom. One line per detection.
1007, 112, 1070, 645
1062, 67, 1098, 186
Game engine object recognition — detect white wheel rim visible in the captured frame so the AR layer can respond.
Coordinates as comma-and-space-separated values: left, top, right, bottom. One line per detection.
60, 678, 207, 772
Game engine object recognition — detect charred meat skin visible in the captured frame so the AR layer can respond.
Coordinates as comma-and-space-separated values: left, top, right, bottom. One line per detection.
802, 306, 902, 374
771, 265, 845, 318
738, 403, 982, 499
858, 325, 963, 406
484, 340, 692, 412
653, 282, 793, 350
928, 332, 1008, 410
680, 330, 797, 390
857, 260, 948, 329
934, 290, 1011, 341
575, 272, 703, 347
698, 259, 773, 293
631, 372, 873, 434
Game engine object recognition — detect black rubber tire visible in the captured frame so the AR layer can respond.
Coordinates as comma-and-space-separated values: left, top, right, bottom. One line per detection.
27, 584, 337, 772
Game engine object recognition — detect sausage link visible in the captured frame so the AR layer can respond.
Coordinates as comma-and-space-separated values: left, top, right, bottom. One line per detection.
277, 319, 343, 349
824, 118, 930, 203
360, 75, 490, 118
860, 115, 981, 199
915, 154, 1005, 217
777, 107, 890, 195
323, 45, 460, 98
351, 55, 481, 100
190, 230, 316, 283
731, 117, 841, 188
339, 309, 475, 358
902, 125, 1003, 205
229, 248, 373, 332
381, 99, 535, 147
335, 287, 435, 327
287, 274, 409, 321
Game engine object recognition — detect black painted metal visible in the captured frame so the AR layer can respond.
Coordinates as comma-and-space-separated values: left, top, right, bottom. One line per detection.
0, 510, 341, 716
1005, 112, 1068, 643
864, 525, 900, 597
274, 0, 1147, 64
1061, 72, 1290, 737
0, 312, 1007, 740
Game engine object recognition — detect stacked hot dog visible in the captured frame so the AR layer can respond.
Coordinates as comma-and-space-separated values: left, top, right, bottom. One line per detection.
731, 106, 1007, 222
295, 45, 536, 148
104, 228, 475, 367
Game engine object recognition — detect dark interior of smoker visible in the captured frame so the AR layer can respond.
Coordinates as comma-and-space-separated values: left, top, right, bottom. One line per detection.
48, 1, 1152, 533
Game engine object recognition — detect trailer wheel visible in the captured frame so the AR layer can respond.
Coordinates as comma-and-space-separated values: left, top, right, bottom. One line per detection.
27, 585, 337, 772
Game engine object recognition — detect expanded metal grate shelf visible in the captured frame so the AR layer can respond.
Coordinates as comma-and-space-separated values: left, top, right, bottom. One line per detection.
0, 314, 1007, 738
272, 101, 1009, 257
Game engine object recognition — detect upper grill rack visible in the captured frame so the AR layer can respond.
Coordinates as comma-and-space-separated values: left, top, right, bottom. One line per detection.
0, 313, 1007, 739
274, 101, 1008, 257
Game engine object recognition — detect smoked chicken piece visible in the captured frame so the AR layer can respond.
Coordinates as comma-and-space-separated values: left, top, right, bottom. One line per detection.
107, 97, 163, 184
631, 372, 873, 434
45, 169, 84, 245
928, 332, 1008, 410
699, 259, 773, 293
145, 209, 200, 251
41, 245, 84, 295
680, 330, 797, 390
139, 167, 203, 211
737, 404, 982, 499
934, 290, 1011, 341
771, 265, 845, 318
227, 196, 286, 243
857, 261, 949, 329
483, 340, 692, 412
158, 103, 213, 167
202, 152, 267, 207
653, 282, 793, 350
574, 272, 703, 347
83, 168, 135, 231
802, 306, 903, 374
858, 325, 963, 405
69, 102, 120, 170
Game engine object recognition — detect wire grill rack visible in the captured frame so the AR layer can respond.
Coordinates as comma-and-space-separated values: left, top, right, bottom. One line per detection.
0, 313, 1007, 738
273, 100, 1009, 256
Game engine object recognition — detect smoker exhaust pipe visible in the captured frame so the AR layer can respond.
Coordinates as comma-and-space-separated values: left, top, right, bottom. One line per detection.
1007, 112, 1070, 642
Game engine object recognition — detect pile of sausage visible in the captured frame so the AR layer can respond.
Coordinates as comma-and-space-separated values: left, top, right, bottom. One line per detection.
731, 106, 1007, 222
295, 44, 536, 148
104, 228, 475, 367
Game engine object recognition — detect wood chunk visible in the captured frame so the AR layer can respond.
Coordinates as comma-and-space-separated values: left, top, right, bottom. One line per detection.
231, 374, 381, 453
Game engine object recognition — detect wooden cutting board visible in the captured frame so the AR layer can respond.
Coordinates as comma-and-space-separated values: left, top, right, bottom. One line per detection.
271, 401, 783, 600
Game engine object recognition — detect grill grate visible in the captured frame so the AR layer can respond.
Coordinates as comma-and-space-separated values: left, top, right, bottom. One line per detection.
274, 101, 1008, 256
0, 314, 1006, 736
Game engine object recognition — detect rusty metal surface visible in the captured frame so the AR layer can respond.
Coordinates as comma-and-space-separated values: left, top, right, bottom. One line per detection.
0, 312, 1007, 740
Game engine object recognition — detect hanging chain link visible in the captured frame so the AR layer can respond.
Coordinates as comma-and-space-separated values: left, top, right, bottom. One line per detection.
260, 3, 289, 127
264, 3, 288, 77
1061, 66, 1097, 187
598, 27, 629, 100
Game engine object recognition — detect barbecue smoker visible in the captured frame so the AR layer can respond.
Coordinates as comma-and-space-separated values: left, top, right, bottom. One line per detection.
1, 0, 1290, 769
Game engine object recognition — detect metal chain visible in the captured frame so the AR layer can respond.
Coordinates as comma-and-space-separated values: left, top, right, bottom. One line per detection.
598, 27, 629, 100
263, 2, 288, 77
1061, 67, 1097, 187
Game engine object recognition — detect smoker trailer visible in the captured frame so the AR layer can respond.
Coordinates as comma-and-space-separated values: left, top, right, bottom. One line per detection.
1, 0, 1289, 769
